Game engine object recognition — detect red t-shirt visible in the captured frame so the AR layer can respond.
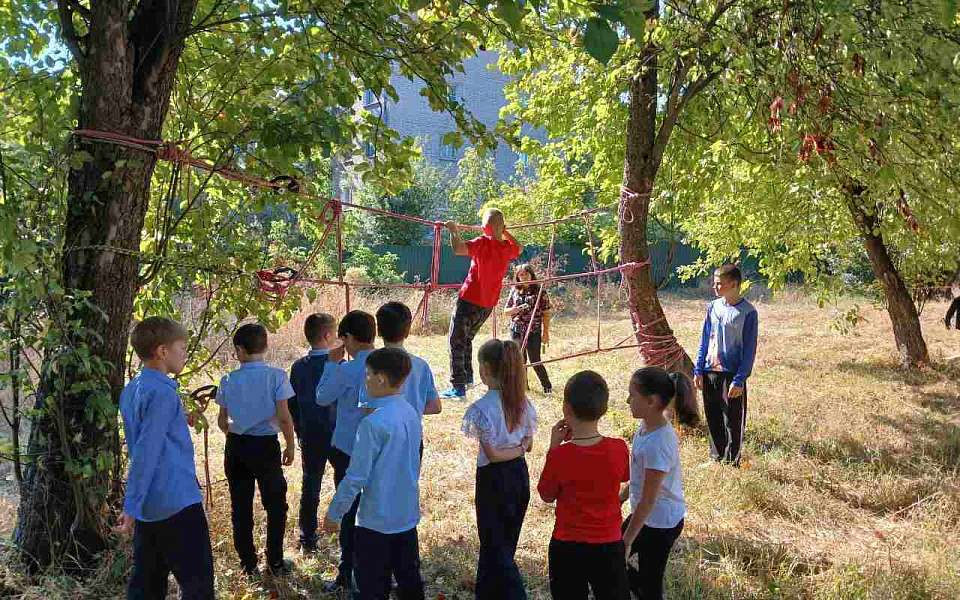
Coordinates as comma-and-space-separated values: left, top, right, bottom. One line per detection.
537, 437, 630, 543
459, 235, 522, 309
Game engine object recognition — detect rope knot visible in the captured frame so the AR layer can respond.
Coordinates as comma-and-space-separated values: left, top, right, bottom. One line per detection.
156, 141, 190, 163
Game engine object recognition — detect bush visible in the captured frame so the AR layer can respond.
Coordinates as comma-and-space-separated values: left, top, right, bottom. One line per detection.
345, 245, 405, 284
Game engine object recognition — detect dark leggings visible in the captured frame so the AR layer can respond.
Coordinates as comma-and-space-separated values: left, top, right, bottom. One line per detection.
510, 327, 552, 391
623, 517, 684, 600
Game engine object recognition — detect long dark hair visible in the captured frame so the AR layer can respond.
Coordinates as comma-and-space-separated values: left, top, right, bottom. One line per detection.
630, 367, 700, 427
478, 339, 528, 432
514, 263, 540, 293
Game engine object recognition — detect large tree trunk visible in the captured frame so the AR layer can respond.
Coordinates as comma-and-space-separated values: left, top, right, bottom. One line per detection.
620, 0, 695, 379
15, 0, 198, 571
845, 186, 930, 367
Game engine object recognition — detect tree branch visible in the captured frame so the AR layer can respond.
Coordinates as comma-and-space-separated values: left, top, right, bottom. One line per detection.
56, 0, 85, 65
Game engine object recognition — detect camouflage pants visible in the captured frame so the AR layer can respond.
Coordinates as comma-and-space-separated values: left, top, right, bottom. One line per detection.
448, 298, 493, 387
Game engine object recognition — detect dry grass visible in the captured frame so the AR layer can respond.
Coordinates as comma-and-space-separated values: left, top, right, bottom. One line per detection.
2, 289, 959, 599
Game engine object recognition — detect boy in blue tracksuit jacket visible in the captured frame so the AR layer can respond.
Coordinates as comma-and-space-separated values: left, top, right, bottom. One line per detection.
694, 264, 759, 466
289, 313, 338, 552
323, 347, 425, 600
315, 310, 377, 594
119, 317, 214, 599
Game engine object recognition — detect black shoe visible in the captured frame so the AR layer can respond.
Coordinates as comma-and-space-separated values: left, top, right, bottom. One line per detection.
241, 564, 260, 578
299, 538, 319, 555
267, 558, 295, 577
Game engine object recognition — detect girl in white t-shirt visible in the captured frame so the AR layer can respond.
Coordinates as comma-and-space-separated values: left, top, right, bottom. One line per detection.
461, 339, 537, 600
620, 367, 696, 600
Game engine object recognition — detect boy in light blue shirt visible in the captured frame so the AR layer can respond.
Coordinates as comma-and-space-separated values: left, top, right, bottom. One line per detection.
119, 317, 214, 599
323, 347, 424, 600
375, 301, 441, 418
315, 310, 377, 594
216, 323, 296, 576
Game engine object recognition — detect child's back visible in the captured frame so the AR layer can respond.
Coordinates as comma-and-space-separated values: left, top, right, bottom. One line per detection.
219, 361, 292, 435
290, 351, 335, 433
539, 437, 629, 542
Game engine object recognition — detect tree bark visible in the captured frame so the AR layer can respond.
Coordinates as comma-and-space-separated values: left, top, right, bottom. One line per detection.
15, 0, 198, 571
620, 0, 695, 379
844, 185, 930, 368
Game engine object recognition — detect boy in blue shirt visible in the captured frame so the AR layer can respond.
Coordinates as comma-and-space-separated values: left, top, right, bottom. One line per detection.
119, 316, 214, 599
375, 301, 441, 419
216, 323, 296, 576
289, 313, 338, 553
315, 310, 377, 594
694, 264, 759, 466
323, 347, 425, 600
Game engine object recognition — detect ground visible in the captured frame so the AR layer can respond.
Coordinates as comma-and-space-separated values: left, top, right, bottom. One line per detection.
1, 290, 958, 599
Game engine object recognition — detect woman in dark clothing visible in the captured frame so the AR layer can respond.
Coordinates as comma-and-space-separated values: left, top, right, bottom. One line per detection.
504, 264, 554, 394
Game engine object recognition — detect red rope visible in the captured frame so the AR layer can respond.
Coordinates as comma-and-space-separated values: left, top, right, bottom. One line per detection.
75, 129, 690, 369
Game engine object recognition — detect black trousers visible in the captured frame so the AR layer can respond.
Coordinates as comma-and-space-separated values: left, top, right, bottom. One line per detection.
128, 503, 215, 600
298, 426, 333, 546
548, 538, 629, 600
331, 447, 362, 585
449, 298, 493, 387
475, 457, 529, 600
510, 326, 552, 391
702, 371, 747, 465
225, 433, 288, 570
355, 527, 425, 600
623, 517, 684, 600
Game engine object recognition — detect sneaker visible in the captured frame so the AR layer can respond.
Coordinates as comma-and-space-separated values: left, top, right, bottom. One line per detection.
241, 565, 261, 578
440, 386, 466, 399
543, 387, 554, 395
299, 537, 319, 555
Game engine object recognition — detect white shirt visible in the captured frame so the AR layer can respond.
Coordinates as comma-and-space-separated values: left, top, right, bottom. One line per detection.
461, 389, 537, 467
629, 422, 686, 528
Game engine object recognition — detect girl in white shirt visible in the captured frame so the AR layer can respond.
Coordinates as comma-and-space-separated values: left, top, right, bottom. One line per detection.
620, 367, 696, 600
461, 339, 537, 600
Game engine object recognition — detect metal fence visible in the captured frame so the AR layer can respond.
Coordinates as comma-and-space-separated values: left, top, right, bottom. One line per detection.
370, 241, 707, 287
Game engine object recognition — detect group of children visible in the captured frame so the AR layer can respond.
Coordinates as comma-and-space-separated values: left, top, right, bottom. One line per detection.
117, 207, 759, 600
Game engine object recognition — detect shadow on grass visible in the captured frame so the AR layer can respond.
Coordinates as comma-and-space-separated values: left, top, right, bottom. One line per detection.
836, 358, 960, 387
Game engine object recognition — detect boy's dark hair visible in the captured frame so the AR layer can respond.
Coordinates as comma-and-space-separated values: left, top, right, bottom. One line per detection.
715, 263, 742, 285
376, 302, 412, 344
366, 347, 412, 387
338, 310, 376, 343
131, 317, 188, 360
304, 313, 337, 344
233, 323, 268, 354
563, 370, 609, 421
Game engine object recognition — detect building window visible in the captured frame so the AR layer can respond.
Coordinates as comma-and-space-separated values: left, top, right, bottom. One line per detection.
517, 152, 529, 168
439, 141, 457, 161
364, 141, 376, 158
363, 89, 378, 106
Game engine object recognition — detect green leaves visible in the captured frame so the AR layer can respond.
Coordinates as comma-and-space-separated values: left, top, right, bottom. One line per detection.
583, 17, 619, 64
495, 0, 527, 30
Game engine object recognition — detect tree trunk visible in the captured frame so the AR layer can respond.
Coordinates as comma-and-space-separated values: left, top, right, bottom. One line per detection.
620, 0, 694, 379
845, 185, 929, 368
15, 0, 198, 571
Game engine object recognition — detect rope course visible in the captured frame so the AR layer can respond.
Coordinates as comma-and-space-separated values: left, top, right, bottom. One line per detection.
70, 129, 687, 370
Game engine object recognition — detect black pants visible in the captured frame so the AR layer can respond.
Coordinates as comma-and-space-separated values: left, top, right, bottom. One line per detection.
331, 447, 362, 585
128, 503, 215, 600
475, 457, 529, 600
702, 371, 747, 465
548, 538, 628, 600
623, 517, 684, 600
225, 433, 288, 571
355, 527, 425, 600
298, 426, 333, 546
510, 326, 552, 391
449, 298, 493, 387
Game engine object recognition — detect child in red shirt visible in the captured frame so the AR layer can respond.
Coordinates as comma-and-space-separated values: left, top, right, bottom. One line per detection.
442, 208, 523, 399
538, 370, 630, 600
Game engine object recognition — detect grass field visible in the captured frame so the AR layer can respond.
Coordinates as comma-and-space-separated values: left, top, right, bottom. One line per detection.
2, 289, 959, 599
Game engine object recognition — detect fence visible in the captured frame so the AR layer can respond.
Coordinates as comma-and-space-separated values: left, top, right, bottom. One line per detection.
370, 241, 706, 287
